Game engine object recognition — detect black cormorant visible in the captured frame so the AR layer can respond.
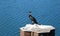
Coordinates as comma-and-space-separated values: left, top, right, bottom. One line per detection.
29, 11, 38, 24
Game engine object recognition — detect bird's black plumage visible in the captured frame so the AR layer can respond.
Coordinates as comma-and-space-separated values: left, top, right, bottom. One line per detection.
29, 12, 38, 24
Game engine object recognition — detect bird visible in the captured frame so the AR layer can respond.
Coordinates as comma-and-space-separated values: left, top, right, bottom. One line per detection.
29, 11, 38, 24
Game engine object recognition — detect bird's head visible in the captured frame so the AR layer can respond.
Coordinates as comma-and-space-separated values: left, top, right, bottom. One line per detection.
29, 11, 32, 15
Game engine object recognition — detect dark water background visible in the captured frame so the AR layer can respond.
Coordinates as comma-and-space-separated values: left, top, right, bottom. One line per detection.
0, 0, 60, 36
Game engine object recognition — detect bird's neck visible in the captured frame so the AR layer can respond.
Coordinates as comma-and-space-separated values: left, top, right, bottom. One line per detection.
29, 15, 32, 17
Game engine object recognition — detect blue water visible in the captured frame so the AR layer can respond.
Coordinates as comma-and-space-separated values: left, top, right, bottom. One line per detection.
0, 0, 60, 36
